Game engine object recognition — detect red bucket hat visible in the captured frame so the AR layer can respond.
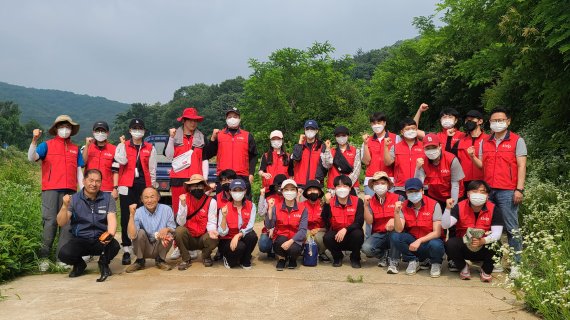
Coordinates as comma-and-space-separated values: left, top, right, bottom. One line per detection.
177, 107, 204, 122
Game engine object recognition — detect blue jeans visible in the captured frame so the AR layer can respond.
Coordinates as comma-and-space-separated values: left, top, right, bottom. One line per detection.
490, 189, 522, 262
390, 232, 444, 264
258, 233, 273, 253
361, 232, 397, 260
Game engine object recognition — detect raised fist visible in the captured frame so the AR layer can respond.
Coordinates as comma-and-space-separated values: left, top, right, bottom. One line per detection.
211, 129, 220, 141
169, 128, 176, 138
268, 198, 275, 208
221, 205, 228, 216
394, 201, 403, 212
416, 157, 425, 168
32, 129, 42, 140
179, 194, 187, 207
446, 198, 455, 209
467, 146, 475, 157
362, 134, 369, 143
384, 137, 392, 146
447, 128, 456, 136
324, 192, 332, 204
298, 134, 306, 144
325, 140, 331, 149
119, 135, 126, 144
86, 137, 94, 145
419, 103, 429, 112
129, 203, 137, 215
363, 195, 371, 204
259, 188, 265, 196
62, 194, 71, 206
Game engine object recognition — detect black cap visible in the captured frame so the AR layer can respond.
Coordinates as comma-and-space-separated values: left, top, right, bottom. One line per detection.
225, 107, 240, 116
302, 180, 324, 199
333, 126, 350, 136
92, 121, 109, 132
465, 110, 484, 119
129, 118, 145, 129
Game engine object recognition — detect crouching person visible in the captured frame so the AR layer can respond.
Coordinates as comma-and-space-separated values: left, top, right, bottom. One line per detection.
174, 174, 219, 270
302, 179, 330, 262
125, 188, 176, 273
391, 178, 445, 277
442, 180, 504, 282
57, 169, 120, 282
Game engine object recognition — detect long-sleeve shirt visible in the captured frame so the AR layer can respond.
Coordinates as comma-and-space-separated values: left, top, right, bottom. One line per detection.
264, 204, 308, 245
321, 198, 365, 233
203, 128, 258, 175
442, 204, 504, 244
217, 203, 257, 237
321, 145, 362, 186
176, 198, 218, 232
133, 203, 176, 242
114, 140, 157, 187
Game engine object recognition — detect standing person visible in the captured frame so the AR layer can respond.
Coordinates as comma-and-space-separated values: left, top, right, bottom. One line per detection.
57, 169, 120, 282
257, 174, 287, 259
291, 120, 326, 189
205, 107, 258, 198
414, 105, 465, 151
82, 121, 118, 200
114, 118, 157, 265
265, 179, 308, 271
217, 179, 258, 269
390, 178, 445, 277
322, 175, 365, 268
28, 115, 84, 271
472, 107, 527, 279
259, 130, 290, 193
442, 180, 504, 282
301, 180, 330, 262
321, 126, 361, 194
174, 174, 219, 269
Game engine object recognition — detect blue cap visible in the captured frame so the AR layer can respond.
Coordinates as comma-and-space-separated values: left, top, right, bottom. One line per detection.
304, 120, 319, 129
404, 178, 424, 191
229, 179, 246, 190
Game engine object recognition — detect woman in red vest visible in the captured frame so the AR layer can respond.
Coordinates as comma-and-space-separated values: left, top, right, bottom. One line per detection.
442, 180, 504, 282
291, 119, 326, 188
321, 126, 361, 194
301, 179, 330, 262
322, 175, 364, 268
217, 179, 258, 269
265, 179, 308, 270
259, 130, 290, 193
257, 174, 287, 259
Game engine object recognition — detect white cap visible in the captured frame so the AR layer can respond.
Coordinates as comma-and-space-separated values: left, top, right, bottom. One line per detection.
270, 130, 283, 139
281, 179, 297, 189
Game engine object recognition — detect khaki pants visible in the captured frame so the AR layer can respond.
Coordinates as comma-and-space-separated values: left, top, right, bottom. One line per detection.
174, 226, 219, 262
132, 229, 171, 261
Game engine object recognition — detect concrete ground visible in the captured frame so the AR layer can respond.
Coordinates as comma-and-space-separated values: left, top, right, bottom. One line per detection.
0, 224, 536, 320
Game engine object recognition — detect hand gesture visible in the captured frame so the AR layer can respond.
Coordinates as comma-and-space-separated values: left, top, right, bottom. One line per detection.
394, 201, 402, 213
267, 198, 275, 210
409, 239, 422, 251
467, 146, 475, 157
221, 205, 228, 217
32, 129, 42, 141
298, 134, 305, 144
119, 135, 126, 144
418, 103, 429, 113
325, 140, 331, 149
259, 188, 265, 197
363, 195, 371, 204
85, 137, 94, 145
179, 194, 187, 207
446, 198, 455, 210
384, 137, 392, 147
416, 157, 424, 169
169, 128, 176, 138
129, 203, 137, 216
362, 133, 369, 143
62, 194, 71, 207
324, 192, 332, 204
211, 129, 220, 141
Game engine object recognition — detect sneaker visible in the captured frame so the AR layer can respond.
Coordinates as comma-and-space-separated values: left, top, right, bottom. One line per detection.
448, 260, 459, 272
509, 265, 520, 279
203, 257, 213, 267
56, 261, 72, 270
240, 260, 252, 270
222, 256, 231, 269
406, 260, 420, 275
318, 253, 331, 263
350, 259, 362, 269
419, 258, 431, 270
492, 263, 504, 273
177, 260, 191, 271
68, 261, 87, 278
122, 252, 131, 265
190, 250, 199, 260
38, 259, 50, 272
82, 255, 94, 263
155, 259, 172, 271
387, 260, 399, 274
276, 259, 286, 271
125, 261, 144, 273
480, 270, 493, 282
377, 255, 388, 268
332, 258, 343, 267
287, 257, 298, 269
430, 263, 442, 278
170, 247, 181, 260
459, 264, 471, 280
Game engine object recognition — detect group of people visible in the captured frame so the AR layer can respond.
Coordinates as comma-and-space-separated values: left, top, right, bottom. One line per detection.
29, 103, 526, 283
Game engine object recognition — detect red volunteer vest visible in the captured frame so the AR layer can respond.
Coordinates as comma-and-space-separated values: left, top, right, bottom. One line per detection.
304, 200, 324, 230
293, 142, 322, 186
482, 132, 520, 190
216, 128, 250, 176
369, 192, 400, 233
41, 137, 79, 191
170, 134, 204, 179
216, 192, 231, 211
273, 201, 305, 240
327, 145, 360, 189
437, 129, 465, 148
423, 151, 456, 202
394, 140, 425, 187
85, 142, 116, 192
402, 196, 438, 239
184, 195, 213, 237
330, 195, 359, 231
365, 131, 396, 177
455, 199, 494, 238
221, 200, 253, 239
261, 150, 289, 192
456, 133, 488, 181
118, 140, 153, 187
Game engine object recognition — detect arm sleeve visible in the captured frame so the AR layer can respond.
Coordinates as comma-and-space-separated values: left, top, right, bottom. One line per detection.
206, 199, 218, 232
259, 153, 268, 172
165, 137, 175, 160
217, 210, 228, 236
202, 160, 209, 182
248, 133, 258, 175
176, 202, 187, 226
77, 167, 84, 190
292, 209, 308, 244
516, 138, 528, 157
441, 206, 458, 229
450, 158, 465, 182
450, 140, 460, 157
166, 207, 177, 231
264, 207, 276, 229
202, 139, 217, 160
320, 148, 333, 169
415, 167, 426, 182
389, 145, 395, 159
239, 204, 256, 236
484, 225, 504, 244
76, 151, 85, 167
445, 136, 453, 152
114, 143, 128, 165
257, 194, 267, 217
149, 146, 157, 185
432, 203, 443, 221
29, 142, 47, 161
348, 148, 361, 186
291, 144, 303, 161
346, 199, 364, 232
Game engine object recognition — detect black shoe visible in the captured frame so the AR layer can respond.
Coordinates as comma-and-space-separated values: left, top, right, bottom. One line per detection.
332, 258, 343, 267
267, 252, 276, 259
318, 253, 331, 263
122, 252, 131, 265
96, 261, 112, 282
203, 257, 213, 267
276, 259, 286, 271
350, 259, 362, 269
287, 257, 298, 269
213, 250, 222, 261
69, 261, 87, 278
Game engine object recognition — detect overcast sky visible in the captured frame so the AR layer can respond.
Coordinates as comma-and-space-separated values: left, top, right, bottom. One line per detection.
0, 0, 440, 104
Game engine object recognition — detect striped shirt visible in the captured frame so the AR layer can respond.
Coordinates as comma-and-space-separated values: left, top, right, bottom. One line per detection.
134, 203, 176, 241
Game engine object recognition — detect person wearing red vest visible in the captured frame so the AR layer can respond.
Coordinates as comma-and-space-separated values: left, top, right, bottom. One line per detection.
291, 119, 326, 188
165, 107, 209, 215
217, 179, 258, 269
384, 118, 426, 198
321, 126, 361, 193
450, 110, 488, 197
390, 178, 444, 277
361, 171, 404, 272
259, 130, 290, 193
265, 179, 308, 270
414, 104, 466, 152
301, 179, 330, 262
205, 107, 258, 198
415, 133, 465, 206
174, 174, 219, 270
472, 107, 527, 279
28, 115, 84, 271
211, 169, 238, 262
322, 175, 364, 268
82, 121, 118, 198
442, 180, 504, 282
257, 174, 287, 259
114, 118, 157, 265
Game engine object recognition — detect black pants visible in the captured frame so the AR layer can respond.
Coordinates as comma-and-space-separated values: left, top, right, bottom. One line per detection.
119, 182, 145, 247
218, 231, 258, 267
446, 237, 497, 274
58, 237, 120, 266
323, 228, 364, 261
273, 235, 303, 260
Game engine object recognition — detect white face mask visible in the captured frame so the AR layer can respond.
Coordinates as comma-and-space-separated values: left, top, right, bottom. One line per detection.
372, 124, 384, 134
335, 136, 348, 145
335, 187, 350, 199
441, 118, 455, 129
403, 129, 417, 139
407, 191, 423, 204
230, 191, 245, 201
226, 117, 241, 128
425, 148, 441, 160
305, 130, 317, 139
490, 121, 508, 133
282, 190, 297, 201
469, 193, 487, 206
373, 184, 388, 196
271, 140, 283, 149
57, 127, 71, 139
130, 129, 145, 139
93, 132, 108, 142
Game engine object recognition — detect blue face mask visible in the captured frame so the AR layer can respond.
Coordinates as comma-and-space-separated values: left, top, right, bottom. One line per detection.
407, 192, 423, 204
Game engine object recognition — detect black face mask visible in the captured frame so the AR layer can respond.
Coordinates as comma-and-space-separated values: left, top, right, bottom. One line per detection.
464, 121, 478, 132
190, 189, 205, 199
305, 193, 321, 202
221, 183, 230, 192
